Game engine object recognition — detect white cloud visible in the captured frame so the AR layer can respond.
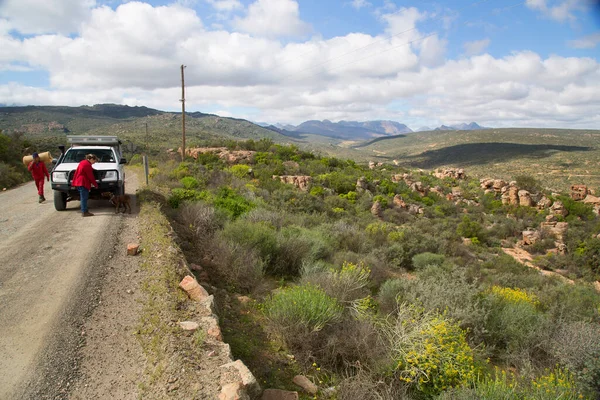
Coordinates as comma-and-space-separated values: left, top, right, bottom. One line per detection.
463, 38, 490, 56
568, 31, 600, 49
525, 0, 591, 22
204, 0, 243, 12
233, 0, 311, 38
350, 0, 371, 10
0, 0, 95, 35
1, 2, 599, 129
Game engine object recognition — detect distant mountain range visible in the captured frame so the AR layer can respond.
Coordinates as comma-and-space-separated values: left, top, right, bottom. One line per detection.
259, 120, 489, 140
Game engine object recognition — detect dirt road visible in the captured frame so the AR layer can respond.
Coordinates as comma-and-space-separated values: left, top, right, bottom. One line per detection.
0, 174, 140, 400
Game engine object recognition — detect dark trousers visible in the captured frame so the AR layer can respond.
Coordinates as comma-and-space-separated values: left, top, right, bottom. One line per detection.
78, 186, 89, 213
35, 179, 45, 196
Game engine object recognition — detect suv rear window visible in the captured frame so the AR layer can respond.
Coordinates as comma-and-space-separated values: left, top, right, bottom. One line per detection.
63, 149, 115, 163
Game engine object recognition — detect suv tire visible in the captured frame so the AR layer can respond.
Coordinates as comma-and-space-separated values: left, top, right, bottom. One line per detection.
54, 190, 67, 211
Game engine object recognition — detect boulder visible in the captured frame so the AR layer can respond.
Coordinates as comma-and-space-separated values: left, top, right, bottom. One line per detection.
393, 195, 407, 209
292, 375, 318, 395
179, 276, 209, 301
518, 190, 534, 207
408, 204, 424, 215
570, 185, 588, 200
537, 196, 552, 209
368, 161, 376, 169
583, 194, 600, 205
356, 177, 368, 192
434, 168, 467, 180
218, 382, 248, 400
522, 230, 540, 245
551, 201, 568, 217
221, 360, 261, 399
371, 201, 382, 217
509, 186, 519, 206
179, 321, 200, 332
493, 179, 508, 192
410, 182, 428, 196
273, 175, 312, 191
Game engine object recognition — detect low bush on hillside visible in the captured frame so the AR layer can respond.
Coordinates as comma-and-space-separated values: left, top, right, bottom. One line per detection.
153, 139, 600, 398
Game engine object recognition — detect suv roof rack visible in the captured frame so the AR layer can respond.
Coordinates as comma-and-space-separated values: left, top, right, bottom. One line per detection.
67, 135, 122, 146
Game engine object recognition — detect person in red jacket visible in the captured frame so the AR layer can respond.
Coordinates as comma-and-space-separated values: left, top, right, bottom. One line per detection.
28, 152, 50, 203
72, 154, 98, 217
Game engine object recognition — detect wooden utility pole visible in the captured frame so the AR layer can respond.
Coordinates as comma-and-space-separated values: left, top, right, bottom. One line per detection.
180, 64, 186, 161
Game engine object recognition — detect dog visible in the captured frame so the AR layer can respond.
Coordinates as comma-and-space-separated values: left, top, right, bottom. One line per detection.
102, 191, 131, 214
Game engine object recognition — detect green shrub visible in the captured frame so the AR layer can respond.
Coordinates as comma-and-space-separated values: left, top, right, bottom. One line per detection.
168, 188, 205, 208
302, 261, 371, 304
412, 252, 446, 270
220, 219, 277, 264
264, 284, 343, 335
514, 175, 542, 193
229, 164, 251, 179
457, 216, 483, 240
213, 186, 254, 218
180, 176, 199, 189
483, 286, 547, 359
377, 279, 404, 315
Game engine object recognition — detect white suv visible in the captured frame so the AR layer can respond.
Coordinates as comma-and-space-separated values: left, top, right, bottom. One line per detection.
51, 136, 127, 211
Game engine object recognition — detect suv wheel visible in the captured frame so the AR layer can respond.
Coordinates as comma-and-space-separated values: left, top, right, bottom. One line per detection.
54, 190, 67, 211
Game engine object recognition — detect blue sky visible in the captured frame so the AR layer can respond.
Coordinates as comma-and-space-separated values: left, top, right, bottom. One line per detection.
1, 0, 599, 129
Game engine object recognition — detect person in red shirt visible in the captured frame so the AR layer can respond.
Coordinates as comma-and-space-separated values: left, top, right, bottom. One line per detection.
72, 154, 98, 217
28, 152, 50, 203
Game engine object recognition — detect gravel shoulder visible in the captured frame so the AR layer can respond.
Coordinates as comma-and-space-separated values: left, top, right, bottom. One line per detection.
0, 172, 142, 400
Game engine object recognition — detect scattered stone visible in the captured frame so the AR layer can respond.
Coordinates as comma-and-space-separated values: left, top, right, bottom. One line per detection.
218, 382, 248, 400
179, 321, 200, 332
237, 295, 251, 305
126, 289, 134, 294
221, 360, 261, 398
292, 375, 318, 395
127, 243, 139, 256
261, 389, 299, 400
179, 275, 209, 301
207, 350, 217, 357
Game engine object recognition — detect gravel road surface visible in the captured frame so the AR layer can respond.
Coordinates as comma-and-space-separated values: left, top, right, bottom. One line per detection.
0, 177, 135, 399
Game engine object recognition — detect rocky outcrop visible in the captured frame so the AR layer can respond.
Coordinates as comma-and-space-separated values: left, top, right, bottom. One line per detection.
371, 201, 383, 217
434, 168, 466, 180
518, 190, 534, 207
410, 182, 429, 197
522, 230, 540, 245
537, 196, 552, 210
273, 175, 312, 191
570, 185, 588, 200
540, 221, 569, 242
551, 200, 568, 217
356, 177, 368, 193
185, 147, 256, 164
393, 195, 407, 209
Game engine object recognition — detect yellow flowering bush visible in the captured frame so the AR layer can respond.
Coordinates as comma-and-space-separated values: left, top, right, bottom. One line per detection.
388, 307, 477, 396
489, 286, 540, 307
527, 367, 584, 400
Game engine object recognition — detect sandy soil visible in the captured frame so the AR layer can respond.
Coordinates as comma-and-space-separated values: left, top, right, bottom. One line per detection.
0, 172, 143, 399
